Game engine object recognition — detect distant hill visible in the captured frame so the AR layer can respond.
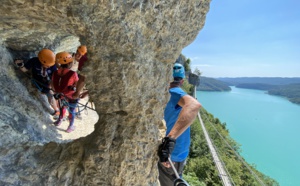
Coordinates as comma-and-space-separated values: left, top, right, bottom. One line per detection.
218, 77, 300, 86
197, 76, 231, 91
217, 77, 300, 105
236, 83, 278, 90
268, 83, 300, 104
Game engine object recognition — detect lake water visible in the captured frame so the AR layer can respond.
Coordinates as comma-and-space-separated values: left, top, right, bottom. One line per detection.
196, 87, 300, 186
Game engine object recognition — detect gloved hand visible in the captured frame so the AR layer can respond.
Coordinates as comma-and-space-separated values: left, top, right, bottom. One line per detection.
14, 59, 24, 68
53, 93, 62, 100
157, 137, 176, 162
68, 86, 76, 91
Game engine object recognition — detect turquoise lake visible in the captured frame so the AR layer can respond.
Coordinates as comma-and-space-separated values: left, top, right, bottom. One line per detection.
196, 87, 300, 186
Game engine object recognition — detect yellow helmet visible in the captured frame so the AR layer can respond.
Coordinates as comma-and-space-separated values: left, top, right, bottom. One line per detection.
77, 45, 87, 55
38, 49, 55, 66
56, 52, 73, 65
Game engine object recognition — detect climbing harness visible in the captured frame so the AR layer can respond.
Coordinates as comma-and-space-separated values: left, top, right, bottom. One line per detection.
54, 93, 95, 117
167, 157, 190, 186
55, 93, 76, 114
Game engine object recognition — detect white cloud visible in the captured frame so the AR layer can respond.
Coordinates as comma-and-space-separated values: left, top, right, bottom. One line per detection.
193, 64, 213, 67
190, 56, 202, 61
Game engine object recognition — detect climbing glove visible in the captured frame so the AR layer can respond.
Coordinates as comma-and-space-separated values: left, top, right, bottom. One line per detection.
14, 59, 24, 68
157, 137, 176, 162
68, 86, 76, 91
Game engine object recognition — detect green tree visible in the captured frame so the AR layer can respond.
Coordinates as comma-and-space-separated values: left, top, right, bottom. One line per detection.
194, 67, 201, 76
184, 58, 191, 72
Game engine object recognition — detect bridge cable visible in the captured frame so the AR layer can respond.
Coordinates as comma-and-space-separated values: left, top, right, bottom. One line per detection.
194, 87, 233, 186
202, 113, 266, 186
195, 87, 266, 186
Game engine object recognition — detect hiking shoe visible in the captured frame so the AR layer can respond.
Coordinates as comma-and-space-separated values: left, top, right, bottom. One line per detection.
53, 120, 62, 126
62, 116, 68, 121
52, 111, 60, 120
66, 126, 75, 133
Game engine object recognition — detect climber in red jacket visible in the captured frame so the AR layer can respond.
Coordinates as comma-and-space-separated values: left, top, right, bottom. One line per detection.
52, 52, 80, 133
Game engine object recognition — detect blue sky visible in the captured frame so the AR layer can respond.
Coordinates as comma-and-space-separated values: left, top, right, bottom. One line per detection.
182, 0, 300, 78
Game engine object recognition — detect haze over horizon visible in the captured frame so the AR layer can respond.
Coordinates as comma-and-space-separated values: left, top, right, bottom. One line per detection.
182, 0, 300, 78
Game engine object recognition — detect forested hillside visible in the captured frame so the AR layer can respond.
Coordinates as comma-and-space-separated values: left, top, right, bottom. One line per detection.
236, 83, 277, 90
218, 77, 300, 86
197, 76, 231, 91
268, 83, 300, 104
216, 77, 300, 105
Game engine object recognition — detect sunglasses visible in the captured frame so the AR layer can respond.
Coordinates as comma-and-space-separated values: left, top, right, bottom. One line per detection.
173, 67, 182, 70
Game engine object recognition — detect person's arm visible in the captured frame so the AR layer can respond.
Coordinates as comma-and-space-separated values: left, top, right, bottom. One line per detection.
72, 74, 85, 99
167, 95, 201, 139
14, 59, 29, 73
48, 66, 57, 87
50, 80, 55, 92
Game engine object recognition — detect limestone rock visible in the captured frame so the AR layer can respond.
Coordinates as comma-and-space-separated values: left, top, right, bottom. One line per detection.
0, 1, 210, 185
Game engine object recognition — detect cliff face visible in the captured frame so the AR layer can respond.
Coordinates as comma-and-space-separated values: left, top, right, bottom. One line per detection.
0, 1, 210, 185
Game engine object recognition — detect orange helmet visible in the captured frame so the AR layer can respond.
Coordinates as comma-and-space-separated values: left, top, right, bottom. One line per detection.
77, 45, 87, 55
38, 49, 55, 66
56, 52, 73, 65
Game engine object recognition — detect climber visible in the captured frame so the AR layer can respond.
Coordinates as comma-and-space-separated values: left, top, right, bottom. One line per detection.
157, 63, 201, 186
14, 48, 60, 118
71, 45, 89, 119
72, 45, 88, 97
74, 45, 88, 72
55, 46, 88, 119
51, 52, 81, 133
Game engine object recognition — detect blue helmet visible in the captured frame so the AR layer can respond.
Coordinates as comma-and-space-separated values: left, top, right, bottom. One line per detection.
173, 63, 185, 78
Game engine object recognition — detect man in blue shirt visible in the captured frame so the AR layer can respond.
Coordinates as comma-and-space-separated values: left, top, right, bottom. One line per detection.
158, 63, 201, 186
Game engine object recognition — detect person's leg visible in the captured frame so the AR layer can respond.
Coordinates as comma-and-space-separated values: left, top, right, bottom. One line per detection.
73, 74, 87, 119
75, 104, 82, 120
157, 161, 186, 186
66, 100, 78, 132
158, 161, 176, 186
41, 88, 60, 119
45, 90, 59, 113
175, 160, 186, 178
54, 106, 66, 126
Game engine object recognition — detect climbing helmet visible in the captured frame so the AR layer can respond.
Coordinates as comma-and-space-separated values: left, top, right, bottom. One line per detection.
77, 45, 87, 55
38, 49, 55, 66
173, 63, 185, 78
56, 52, 73, 65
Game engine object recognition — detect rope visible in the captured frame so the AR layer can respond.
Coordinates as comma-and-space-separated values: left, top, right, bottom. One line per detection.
58, 95, 76, 115
31, 78, 44, 92
76, 100, 90, 114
